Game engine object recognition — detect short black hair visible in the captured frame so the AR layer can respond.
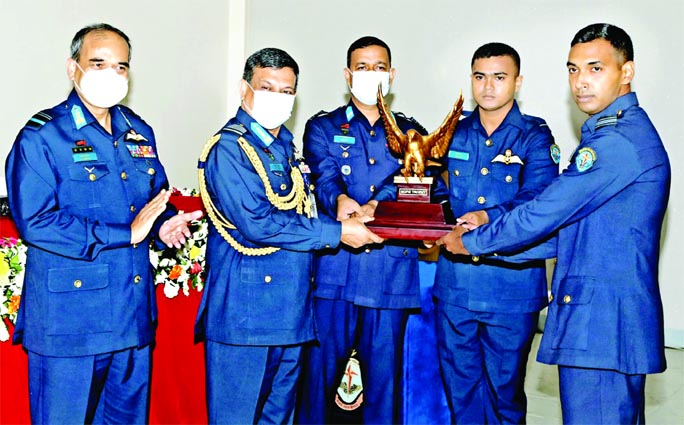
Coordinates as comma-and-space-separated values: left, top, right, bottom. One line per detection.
346, 36, 391, 68
571, 23, 633, 63
471, 42, 521, 75
243, 47, 300, 90
71, 23, 131, 62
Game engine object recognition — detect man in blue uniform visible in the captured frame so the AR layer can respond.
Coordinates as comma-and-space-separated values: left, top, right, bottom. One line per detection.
296, 36, 426, 424
5, 24, 201, 424
433, 42, 558, 423
195, 47, 382, 425
437, 23, 670, 424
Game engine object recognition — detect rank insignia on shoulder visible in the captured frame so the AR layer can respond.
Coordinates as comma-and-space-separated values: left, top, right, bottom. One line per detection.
575, 147, 596, 172
71, 105, 87, 130
595, 113, 620, 130
25, 111, 52, 130
550, 144, 561, 164
126, 129, 148, 142
126, 144, 157, 158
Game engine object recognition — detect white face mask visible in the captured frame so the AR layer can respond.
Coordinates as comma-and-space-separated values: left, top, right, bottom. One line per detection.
73, 62, 129, 108
244, 83, 296, 130
349, 70, 390, 106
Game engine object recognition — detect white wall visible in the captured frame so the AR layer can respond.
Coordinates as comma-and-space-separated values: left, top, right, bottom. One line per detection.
1, 0, 682, 346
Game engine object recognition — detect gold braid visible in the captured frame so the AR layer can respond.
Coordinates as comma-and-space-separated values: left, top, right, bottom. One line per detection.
197, 133, 312, 256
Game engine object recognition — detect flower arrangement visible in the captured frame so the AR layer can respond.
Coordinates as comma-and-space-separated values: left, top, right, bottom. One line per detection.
149, 188, 208, 298
0, 237, 27, 342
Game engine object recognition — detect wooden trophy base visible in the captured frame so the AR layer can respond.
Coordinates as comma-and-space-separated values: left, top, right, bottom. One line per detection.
366, 177, 455, 240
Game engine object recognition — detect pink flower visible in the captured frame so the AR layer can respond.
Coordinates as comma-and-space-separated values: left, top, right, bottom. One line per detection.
190, 262, 202, 275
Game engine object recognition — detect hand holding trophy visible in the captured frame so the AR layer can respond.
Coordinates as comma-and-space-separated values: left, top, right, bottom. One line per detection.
366, 85, 464, 240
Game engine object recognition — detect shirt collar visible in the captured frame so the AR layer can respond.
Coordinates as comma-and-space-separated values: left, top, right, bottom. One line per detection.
66, 89, 131, 139
471, 100, 525, 133
236, 107, 294, 148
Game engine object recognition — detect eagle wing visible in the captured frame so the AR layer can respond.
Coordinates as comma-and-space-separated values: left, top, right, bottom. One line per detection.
421, 92, 465, 159
377, 84, 408, 155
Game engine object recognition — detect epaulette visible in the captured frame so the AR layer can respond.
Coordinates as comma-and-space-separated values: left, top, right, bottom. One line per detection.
394, 112, 428, 135
24, 110, 52, 130
595, 110, 623, 130
307, 109, 329, 122
521, 114, 548, 128
222, 123, 247, 136
116, 105, 147, 125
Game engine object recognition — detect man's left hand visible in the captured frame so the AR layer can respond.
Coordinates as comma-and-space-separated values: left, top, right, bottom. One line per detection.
159, 210, 204, 249
436, 225, 470, 255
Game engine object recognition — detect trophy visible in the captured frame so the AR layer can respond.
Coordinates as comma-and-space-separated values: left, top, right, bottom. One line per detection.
366, 86, 464, 240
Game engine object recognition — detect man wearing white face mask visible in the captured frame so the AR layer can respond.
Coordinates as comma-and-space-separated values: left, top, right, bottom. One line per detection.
195, 47, 382, 425
5, 23, 201, 424
296, 36, 427, 424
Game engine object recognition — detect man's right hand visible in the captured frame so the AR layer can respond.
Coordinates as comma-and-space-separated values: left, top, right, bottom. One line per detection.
340, 215, 384, 248
336, 194, 365, 221
130, 189, 171, 244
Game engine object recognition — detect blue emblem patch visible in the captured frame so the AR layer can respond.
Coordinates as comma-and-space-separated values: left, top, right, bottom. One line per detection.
341, 165, 352, 175
250, 122, 274, 147
345, 106, 354, 121
269, 163, 284, 172
575, 147, 596, 172
71, 105, 87, 130
550, 144, 561, 164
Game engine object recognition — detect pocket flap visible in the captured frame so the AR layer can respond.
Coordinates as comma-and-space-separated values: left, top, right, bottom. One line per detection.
48, 264, 110, 292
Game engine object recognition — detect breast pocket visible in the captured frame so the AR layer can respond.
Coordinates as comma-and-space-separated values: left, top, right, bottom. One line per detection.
46, 264, 112, 335
66, 162, 111, 208
489, 162, 522, 200
448, 157, 476, 200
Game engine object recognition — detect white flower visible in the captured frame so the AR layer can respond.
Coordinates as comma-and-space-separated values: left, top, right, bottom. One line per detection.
163, 280, 180, 298
0, 321, 9, 342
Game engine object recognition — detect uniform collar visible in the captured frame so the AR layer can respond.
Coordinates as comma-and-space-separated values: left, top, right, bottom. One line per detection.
235, 107, 294, 148
470, 100, 525, 133
343, 100, 377, 128
66, 89, 131, 139
582, 92, 638, 135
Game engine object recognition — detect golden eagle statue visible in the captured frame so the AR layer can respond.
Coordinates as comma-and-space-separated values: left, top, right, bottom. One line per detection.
377, 85, 464, 179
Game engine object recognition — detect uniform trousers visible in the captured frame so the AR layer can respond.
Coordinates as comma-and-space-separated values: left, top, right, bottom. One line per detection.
297, 298, 409, 424
205, 341, 303, 424
559, 365, 646, 424
27, 346, 150, 424
435, 301, 538, 424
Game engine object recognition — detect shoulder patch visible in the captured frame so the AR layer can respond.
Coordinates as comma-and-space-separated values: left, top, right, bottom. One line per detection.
24, 110, 52, 130
393, 112, 428, 135
575, 147, 596, 172
550, 144, 561, 164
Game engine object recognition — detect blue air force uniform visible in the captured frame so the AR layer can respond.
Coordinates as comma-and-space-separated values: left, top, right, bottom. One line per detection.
435, 101, 558, 423
297, 102, 424, 425
462, 93, 670, 423
195, 108, 342, 424
5, 89, 172, 424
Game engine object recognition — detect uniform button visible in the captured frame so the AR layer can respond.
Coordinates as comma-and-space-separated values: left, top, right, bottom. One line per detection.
403, 249, 408, 256
133, 243, 138, 249
264, 275, 272, 283
365, 248, 371, 253
477, 196, 486, 204
121, 171, 127, 180
453, 170, 460, 177
480, 167, 489, 176
369, 158, 376, 165
370, 185, 375, 193
370, 130, 376, 137
280, 183, 287, 191
325, 244, 331, 248
89, 173, 97, 181
310, 276, 315, 283
342, 151, 349, 158
134, 275, 141, 283
130, 205, 136, 212
505, 175, 513, 183
549, 293, 554, 302
472, 256, 480, 262
485, 139, 493, 147
147, 168, 156, 175
309, 184, 315, 191
73, 279, 82, 288
563, 295, 572, 303
113, 141, 118, 148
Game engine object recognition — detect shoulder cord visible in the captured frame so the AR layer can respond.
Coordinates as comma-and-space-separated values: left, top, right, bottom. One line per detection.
197, 134, 312, 256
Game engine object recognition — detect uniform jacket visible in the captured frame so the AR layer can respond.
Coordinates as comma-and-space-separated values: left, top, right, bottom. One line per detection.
194, 108, 342, 346
5, 89, 172, 357
434, 101, 558, 313
464, 93, 670, 374
303, 102, 424, 309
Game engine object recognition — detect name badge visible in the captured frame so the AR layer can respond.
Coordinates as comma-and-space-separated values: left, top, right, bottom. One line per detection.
448, 150, 470, 160
334, 135, 355, 145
